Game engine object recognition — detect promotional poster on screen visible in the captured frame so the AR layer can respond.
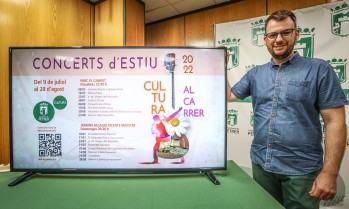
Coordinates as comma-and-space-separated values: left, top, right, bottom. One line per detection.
10, 47, 226, 171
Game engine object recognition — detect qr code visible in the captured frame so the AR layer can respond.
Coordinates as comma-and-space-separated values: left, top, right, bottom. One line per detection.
39, 134, 62, 157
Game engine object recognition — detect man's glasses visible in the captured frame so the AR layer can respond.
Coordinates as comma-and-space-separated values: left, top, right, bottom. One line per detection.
265, 28, 296, 41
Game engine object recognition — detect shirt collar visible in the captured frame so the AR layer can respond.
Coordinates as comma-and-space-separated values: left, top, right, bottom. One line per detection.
269, 51, 301, 68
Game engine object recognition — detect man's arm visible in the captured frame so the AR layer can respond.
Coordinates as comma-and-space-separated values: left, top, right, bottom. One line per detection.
164, 107, 183, 122
227, 80, 239, 102
309, 106, 347, 200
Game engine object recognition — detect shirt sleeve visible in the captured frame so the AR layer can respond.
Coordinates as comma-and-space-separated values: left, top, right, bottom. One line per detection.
317, 61, 348, 110
231, 71, 252, 100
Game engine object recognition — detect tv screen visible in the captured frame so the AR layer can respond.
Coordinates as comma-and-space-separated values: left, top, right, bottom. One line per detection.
10, 47, 226, 175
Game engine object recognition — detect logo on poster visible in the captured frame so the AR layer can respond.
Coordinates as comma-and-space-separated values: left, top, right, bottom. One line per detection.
227, 109, 238, 126
227, 109, 239, 134
328, 58, 347, 84
249, 112, 254, 127
294, 27, 315, 58
251, 18, 266, 47
245, 64, 256, 74
330, 1, 349, 37
247, 111, 254, 136
217, 38, 240, 70
33, 101, 55, 123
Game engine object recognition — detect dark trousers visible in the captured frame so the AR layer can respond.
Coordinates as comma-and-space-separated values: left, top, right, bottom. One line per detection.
252, 162, 321, 209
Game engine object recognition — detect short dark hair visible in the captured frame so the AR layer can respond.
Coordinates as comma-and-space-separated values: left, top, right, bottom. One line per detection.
265, 10, 297, 29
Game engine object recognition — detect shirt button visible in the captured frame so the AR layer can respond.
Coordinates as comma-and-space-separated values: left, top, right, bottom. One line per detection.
269, 128, 272, 132
272, 113, 276, 117
268, 144, 272, 148
275, 83, 279, 87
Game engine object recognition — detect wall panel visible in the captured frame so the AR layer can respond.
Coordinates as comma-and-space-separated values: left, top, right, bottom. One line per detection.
126, 0, 145, 46
185, 0, 266, 47
95, 0, 124, 46
0, 0, 91, 164
145, 17, 185, 46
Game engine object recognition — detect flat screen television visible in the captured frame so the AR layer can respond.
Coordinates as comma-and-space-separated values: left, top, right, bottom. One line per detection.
9, 47, 227, 186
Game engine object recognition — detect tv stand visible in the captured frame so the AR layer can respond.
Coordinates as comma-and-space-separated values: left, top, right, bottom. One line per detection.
7, 171, 221, 186
8, 172, 36, 186
205, 171, 220, 185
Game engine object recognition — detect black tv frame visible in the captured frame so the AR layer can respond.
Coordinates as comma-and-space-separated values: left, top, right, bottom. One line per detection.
8, 47, 227, 186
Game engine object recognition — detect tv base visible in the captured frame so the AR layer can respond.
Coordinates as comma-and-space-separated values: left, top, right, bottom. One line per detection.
8, 171, 221, 186
205, 171, 220, 185
8, 172, 36, 186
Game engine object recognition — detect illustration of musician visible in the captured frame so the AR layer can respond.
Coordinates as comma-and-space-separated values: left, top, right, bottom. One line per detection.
150, 107, 182, 164
141, 53, 190, 164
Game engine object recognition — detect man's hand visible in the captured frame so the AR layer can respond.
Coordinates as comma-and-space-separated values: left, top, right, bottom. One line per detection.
309, 171, 337, 200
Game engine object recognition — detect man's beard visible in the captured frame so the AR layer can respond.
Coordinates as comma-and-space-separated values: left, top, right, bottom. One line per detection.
267, 43, 295, 61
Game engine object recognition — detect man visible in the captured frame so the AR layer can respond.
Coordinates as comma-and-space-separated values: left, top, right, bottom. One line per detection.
227, 10, 347, 209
